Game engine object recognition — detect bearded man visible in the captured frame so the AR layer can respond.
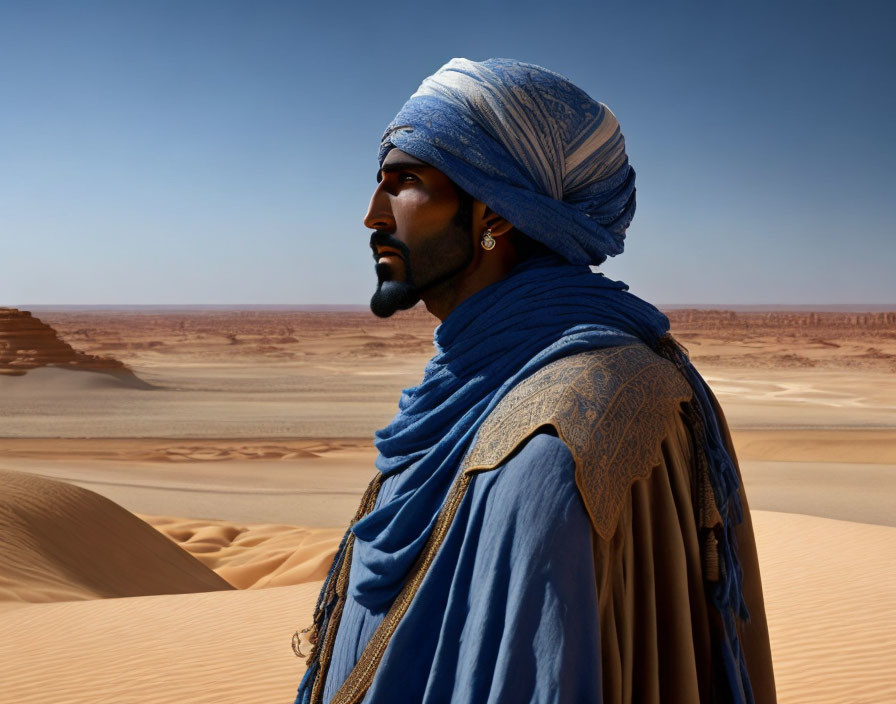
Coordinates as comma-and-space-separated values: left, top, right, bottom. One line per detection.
294, 58, 776, 704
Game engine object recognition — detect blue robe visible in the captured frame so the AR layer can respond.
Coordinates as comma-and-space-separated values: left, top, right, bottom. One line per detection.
323, 433, 600, 703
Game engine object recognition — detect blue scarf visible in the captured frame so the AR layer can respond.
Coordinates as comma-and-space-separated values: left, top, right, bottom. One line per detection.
380, 58, 636, 266
298, 257, 754, 704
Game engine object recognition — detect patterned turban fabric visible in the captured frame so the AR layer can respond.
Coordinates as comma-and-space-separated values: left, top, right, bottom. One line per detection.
378, 57, 636, 265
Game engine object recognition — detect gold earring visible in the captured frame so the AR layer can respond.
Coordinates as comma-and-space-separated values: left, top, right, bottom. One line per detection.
481, 229, 496, 250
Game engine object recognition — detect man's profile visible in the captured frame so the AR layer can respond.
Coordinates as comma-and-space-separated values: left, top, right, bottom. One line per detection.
294, 58, 776, 704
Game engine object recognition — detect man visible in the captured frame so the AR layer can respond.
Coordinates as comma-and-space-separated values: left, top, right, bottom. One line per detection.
295, 58, 776, 704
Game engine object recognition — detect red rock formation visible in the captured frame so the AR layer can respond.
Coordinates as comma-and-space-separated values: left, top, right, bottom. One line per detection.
665, 309, 896, 330
0, 308, 132, 377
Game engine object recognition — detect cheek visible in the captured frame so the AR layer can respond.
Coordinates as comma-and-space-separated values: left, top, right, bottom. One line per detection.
395, 191, 459, 228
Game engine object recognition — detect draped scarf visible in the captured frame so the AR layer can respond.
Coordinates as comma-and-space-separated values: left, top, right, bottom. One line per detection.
297, 257, 754, 704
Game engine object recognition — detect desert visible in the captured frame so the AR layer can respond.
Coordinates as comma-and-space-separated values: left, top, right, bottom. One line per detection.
0, 306, 894, 703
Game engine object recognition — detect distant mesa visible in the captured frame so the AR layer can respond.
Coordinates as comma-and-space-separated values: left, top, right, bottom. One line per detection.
0, 307, 151, 387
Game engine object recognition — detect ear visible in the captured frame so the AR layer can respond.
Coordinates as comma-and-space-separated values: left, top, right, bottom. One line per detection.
477, 205, 514, 239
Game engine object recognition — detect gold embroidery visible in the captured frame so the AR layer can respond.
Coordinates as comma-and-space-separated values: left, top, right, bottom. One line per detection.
305, 473, 383, 704
330, 470, 473, 704
462, 344, 693, 541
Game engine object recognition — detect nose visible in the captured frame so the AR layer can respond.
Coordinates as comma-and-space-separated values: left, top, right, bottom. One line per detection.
363, 182, 394, 232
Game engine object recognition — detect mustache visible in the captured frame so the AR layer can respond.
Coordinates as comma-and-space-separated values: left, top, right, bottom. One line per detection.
369, 231, 411, 262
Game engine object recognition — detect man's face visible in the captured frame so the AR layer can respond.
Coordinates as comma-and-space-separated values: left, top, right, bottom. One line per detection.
365, 149, 474, 318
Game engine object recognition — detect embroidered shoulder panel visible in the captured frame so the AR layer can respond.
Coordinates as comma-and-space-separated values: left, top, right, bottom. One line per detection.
461, 344, 693, 541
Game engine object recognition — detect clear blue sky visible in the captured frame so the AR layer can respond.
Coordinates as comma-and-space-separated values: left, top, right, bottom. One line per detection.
2, 0, 894, 305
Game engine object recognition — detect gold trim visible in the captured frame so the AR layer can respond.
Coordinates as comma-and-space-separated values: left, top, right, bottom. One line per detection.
310, 535, 355, 702
307, 473, 383, 704
329, 469, 473, 704
462, 344, 693, 541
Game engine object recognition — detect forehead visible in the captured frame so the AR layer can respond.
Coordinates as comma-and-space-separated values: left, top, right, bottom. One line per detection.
381, 148, 430, 169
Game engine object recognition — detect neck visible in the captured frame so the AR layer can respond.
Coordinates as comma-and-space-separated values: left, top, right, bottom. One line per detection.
422, 244, 519, 321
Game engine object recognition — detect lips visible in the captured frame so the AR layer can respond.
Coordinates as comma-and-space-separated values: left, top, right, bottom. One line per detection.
369, 231, 409, 265
375, 246, 403, 261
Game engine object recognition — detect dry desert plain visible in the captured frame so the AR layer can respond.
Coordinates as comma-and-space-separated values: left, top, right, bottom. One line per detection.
1, 306, 895, 704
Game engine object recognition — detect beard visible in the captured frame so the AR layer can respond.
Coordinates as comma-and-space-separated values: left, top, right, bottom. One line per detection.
369, 209, 474, 319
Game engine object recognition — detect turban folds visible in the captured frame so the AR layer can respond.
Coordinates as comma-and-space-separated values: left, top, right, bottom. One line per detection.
379, 58, 636, 265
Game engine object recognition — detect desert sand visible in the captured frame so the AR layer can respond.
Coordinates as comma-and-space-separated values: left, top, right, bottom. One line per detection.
0, 307, 894, 703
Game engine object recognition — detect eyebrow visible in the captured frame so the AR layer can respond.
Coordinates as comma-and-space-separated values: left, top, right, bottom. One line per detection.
376, 161, 432, 182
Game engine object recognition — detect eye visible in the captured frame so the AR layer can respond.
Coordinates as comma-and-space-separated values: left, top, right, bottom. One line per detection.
398, 172, 418, 183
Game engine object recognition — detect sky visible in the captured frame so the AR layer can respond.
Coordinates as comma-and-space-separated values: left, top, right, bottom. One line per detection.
1, 0, 894, 306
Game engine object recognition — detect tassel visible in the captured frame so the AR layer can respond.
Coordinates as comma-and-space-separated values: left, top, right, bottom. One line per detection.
293, 474, 384, 703
653, 334, 754, 704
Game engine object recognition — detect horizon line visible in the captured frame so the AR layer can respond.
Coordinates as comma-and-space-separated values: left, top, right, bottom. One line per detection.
8, 303, 896, 313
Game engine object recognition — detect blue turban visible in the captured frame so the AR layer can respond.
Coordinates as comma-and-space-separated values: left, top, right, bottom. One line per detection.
378, 58, 636, 265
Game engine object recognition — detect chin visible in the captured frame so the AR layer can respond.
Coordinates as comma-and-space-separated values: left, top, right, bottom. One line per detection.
370, 280, 420, 318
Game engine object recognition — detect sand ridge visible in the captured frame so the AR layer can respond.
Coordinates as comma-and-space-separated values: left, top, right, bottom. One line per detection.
0, 470, 232, 604
144, 514, 343, 589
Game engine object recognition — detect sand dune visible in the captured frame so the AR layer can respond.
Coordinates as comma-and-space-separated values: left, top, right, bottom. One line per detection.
753, 511, 896, 704
0, 470, 345, 602
0, 470, 232, 603
145, 515, 343, 589
0, 582, 321, 704
0, 469, 327, 703
0, 481, 893, 702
